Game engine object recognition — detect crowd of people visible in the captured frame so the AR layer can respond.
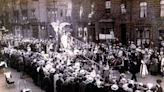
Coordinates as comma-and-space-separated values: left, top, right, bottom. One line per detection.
0, 37, 164, 92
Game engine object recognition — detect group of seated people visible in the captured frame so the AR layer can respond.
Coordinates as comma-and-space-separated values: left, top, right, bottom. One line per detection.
0, 38, 163, 92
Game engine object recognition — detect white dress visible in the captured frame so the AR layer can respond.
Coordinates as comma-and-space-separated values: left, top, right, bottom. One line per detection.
140, 60, 149, 77
161, 57, 164, 72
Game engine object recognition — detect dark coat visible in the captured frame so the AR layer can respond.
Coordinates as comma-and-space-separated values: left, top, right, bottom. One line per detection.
156, 85, 163, 92
49, 73, 55, 92
56, 78, 63, 92
129, 61, 138, 74
43, 76, 51, 92
79, 81, 86, 92
85, 83, 98, 92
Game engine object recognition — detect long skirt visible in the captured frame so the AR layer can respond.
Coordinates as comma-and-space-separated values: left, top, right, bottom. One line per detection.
140, 64, 148, 77
149, 63, 158, 75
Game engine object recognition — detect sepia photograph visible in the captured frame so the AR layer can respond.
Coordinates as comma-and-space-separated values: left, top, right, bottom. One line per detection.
0, 0, 163, 92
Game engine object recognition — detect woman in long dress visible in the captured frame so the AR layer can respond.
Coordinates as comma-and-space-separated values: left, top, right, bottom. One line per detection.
161, 56, 164, 78
140, 59, 149, 77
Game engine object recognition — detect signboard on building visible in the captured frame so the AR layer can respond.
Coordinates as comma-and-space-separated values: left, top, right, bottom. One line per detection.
99, 33, 114, 40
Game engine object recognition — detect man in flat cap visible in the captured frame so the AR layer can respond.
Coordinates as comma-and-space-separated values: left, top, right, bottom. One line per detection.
156, 79, 163, 92
56, 73, 64, 92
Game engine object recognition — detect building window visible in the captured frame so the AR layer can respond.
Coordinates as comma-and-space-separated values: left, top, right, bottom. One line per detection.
67, 2, 72, 17
159, 30, 164, 40
105, 0, 111, 13
105, 0, 111, 9
78, 27, 83, 38
60, 9, 63, 17
140, 2, 147, 18
137, 29, 150, 38
22, 10, 28, 19
137, 28, 150, 46
145, 30, 150, 38
160, 0, 164, 17
121, 3, 126, 14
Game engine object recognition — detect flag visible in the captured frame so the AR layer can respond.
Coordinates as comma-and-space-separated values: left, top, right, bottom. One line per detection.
51, 21, 71, 32
121, 4, 126, 14
78, 27, 82, 37
83, 27, 88, 41
51, 22, 59, 32
88, 3, 95, 18
79, 5, 83, 19
67, 2, 72, 17
59, 22, 71, 31
84, 27, 88, 37
91, 3, 95, 15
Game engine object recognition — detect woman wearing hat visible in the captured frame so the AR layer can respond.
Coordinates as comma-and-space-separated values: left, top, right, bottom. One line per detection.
140, 57, 149, 78
161, 55, 164, 78
110, 84, 120, 92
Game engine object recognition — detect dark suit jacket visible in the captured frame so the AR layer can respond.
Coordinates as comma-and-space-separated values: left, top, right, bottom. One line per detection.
56, 79, 63, 92
85, 83, 98, 92
129, 61, 138, 74
156, 85, 163, 92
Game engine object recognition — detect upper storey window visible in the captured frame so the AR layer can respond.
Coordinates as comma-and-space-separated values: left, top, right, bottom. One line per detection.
160, 0, 164, 17
105, 0, 111, 13
140, 2, 147, 18
121, 3, 126, 14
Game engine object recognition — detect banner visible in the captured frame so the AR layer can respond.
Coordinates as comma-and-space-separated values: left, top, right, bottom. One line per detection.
99, 34, 115, 40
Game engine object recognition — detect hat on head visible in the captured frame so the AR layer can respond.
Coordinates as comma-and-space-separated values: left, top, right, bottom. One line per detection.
111, 84, 119, 91
138, 82, 143, 86
156, 79, 162, 84
147, 83, 153, 90
128, 83, 134, 88
79, 69, 86, 75
58, 73, 63, 77
135, 90, 141, 92
120, 73, 126, 78
49, 68, 56, 73
120, 78, 127, 84
146, 90, 153, 92
128, 80, 135, 85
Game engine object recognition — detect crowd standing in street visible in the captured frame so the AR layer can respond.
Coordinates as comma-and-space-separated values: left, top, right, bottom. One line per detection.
0, 38, 163, 92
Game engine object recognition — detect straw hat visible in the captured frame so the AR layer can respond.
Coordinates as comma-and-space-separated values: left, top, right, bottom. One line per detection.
111, 84, 119, 91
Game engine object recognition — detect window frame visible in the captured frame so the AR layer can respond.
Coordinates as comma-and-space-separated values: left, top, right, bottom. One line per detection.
120, 3, 126, 14
105, 0, 111, 13
140, 2, 147, 18
136, 28, 150, 46
105, 0, 111, 9
160, 0, 164, 17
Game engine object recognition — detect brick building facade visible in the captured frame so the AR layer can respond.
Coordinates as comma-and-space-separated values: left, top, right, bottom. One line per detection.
95, 0, 164, 46
0, 0, 164, 46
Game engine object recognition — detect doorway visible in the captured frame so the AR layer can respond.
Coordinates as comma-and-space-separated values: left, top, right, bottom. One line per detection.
32, 25, 39, 38
120, 24, 127, 45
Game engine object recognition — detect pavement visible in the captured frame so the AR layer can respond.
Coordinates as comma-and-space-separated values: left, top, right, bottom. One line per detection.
0, 68, 164, 92
112, 70, 164, 89
0, 68, 44, 92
